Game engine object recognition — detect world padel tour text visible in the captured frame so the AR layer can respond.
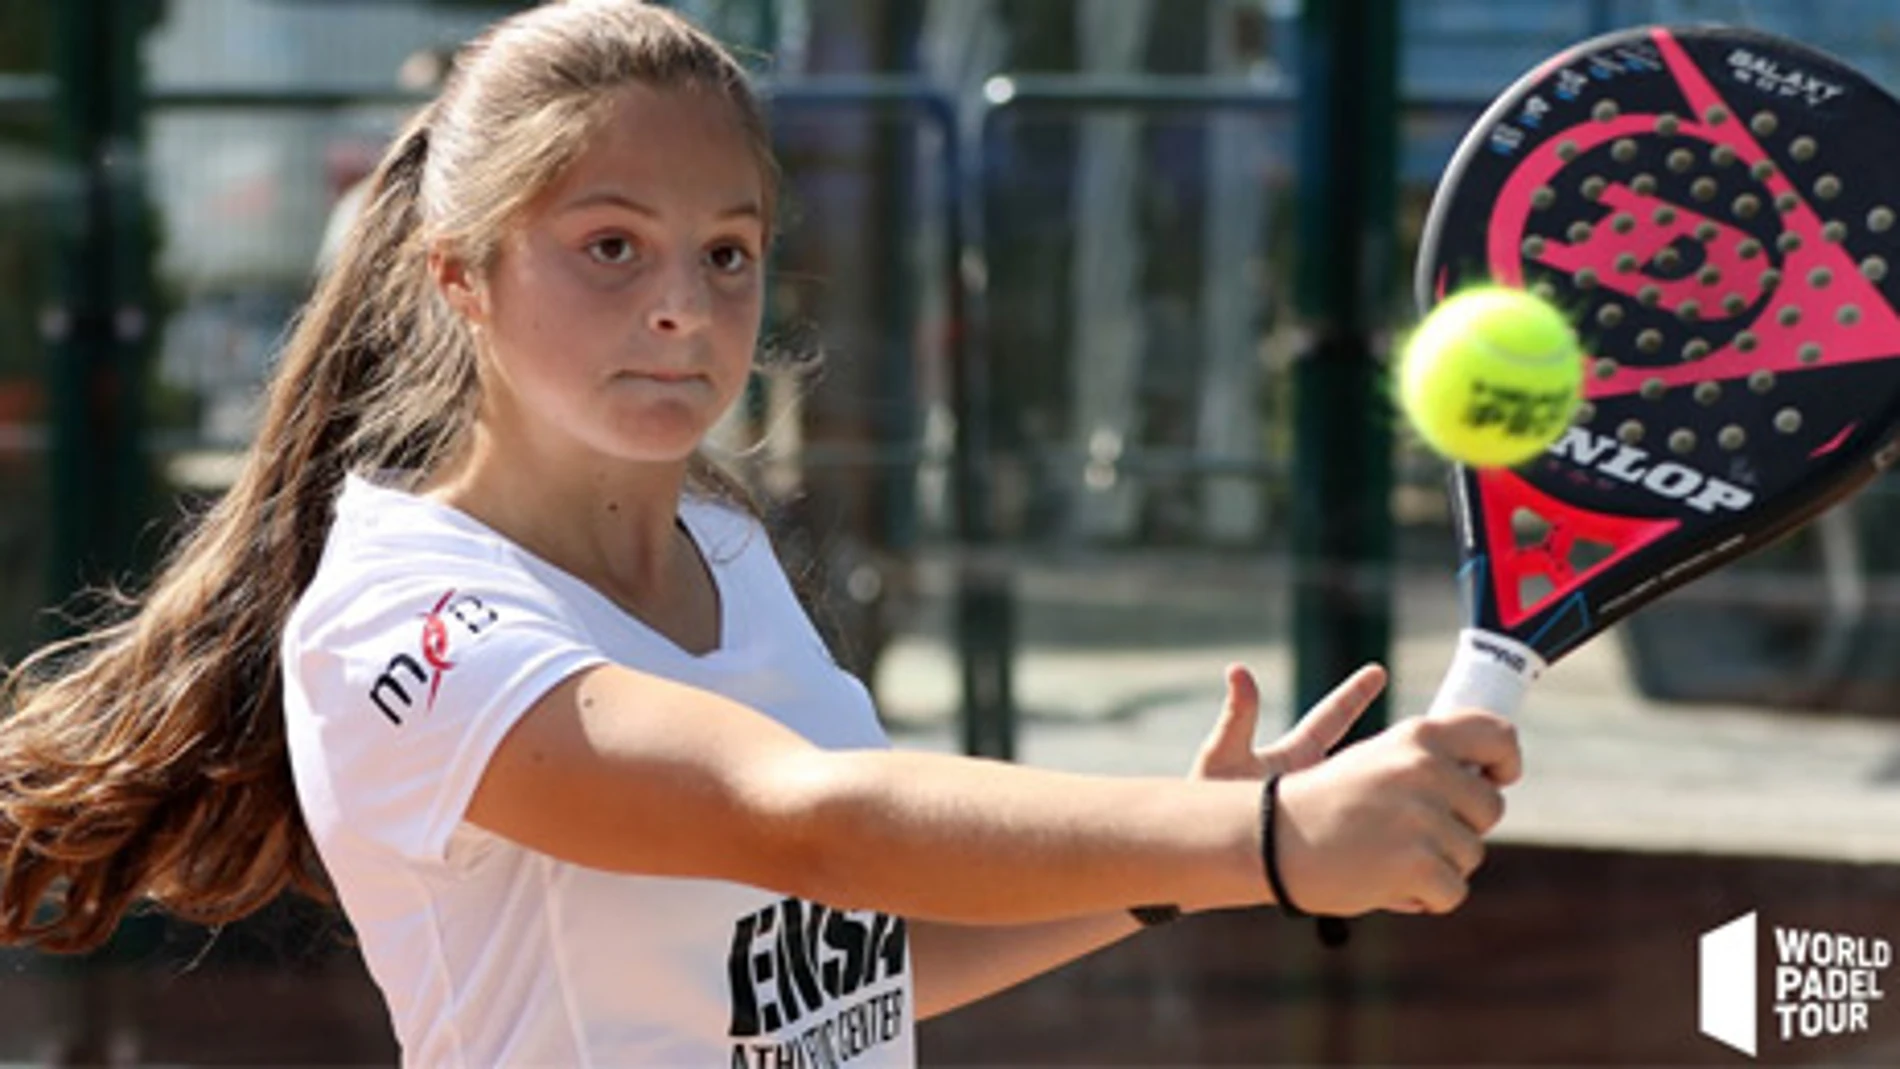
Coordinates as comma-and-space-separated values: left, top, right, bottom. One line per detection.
1772, 926, 1890, 1041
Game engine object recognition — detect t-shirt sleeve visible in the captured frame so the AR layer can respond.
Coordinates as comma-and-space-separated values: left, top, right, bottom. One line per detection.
285, 563, 608, 864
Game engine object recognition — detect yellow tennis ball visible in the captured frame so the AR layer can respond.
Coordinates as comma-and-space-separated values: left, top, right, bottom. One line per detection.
1400, 286, 1584, 468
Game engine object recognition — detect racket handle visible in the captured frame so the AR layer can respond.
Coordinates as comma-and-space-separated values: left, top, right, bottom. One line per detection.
1425, 628, 1545, 720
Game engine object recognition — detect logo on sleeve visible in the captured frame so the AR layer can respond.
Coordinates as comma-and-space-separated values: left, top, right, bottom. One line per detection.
367, 589, 498, 726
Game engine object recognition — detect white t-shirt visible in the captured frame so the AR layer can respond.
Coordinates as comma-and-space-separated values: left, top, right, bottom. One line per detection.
282, 475, 916, 1068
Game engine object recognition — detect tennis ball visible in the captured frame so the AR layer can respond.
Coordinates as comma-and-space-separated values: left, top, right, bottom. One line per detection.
1399, 286, 1584, 468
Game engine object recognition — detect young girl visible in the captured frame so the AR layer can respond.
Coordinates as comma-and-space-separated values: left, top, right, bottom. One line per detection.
0, 2, 1520, 1065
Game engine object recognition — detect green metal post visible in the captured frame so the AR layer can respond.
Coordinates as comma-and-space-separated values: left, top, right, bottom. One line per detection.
1291, 0, 1397, 743
45, 3, 161, 1060
1289, 1, 1400, 1063
46, 0, 157, 613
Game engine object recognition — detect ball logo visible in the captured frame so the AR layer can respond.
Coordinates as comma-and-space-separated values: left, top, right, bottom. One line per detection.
1465, 378, 1577, 440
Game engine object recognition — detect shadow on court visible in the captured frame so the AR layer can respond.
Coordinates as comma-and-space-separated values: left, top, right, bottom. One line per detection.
0, 846, 1894, 1065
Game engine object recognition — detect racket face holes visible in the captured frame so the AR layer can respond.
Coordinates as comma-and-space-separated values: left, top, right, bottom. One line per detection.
1519, 574, 1556, 609
1862, 256, 1888, 281
1808, 267, 1833, 289
1510, 507, 1550, 548
1775, 408, 1803, 434
1640, 376, 1666, 400
1694, 380, 1722, 405
1704, 104, 1730, 125
1617, 419, 1646, 444
1574, 401, 1596, 424
1468, 59, 1862, 422
1669, 429, 1697, 454
1568, 539, 1613, 573
1839, 304, 1862, 326
1870, 207, 1895, 233
1799, 342, 1823, 364
1750, 111, 1779, 137
1718, 424, 1746, 450
1749, 368, 1776, 393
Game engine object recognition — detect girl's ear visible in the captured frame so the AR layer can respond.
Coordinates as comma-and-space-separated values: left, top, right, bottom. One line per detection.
428, 243, 488, 326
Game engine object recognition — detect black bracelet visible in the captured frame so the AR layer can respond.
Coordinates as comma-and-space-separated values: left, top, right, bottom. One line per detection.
1261, 774, 1309, 919
1129, 904, 1181, 927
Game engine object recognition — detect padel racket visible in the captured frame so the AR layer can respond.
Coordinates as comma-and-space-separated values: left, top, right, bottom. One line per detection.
1416, 24, 1900, 721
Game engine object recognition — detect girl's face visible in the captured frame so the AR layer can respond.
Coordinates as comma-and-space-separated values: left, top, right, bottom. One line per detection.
446, 84, 767, 469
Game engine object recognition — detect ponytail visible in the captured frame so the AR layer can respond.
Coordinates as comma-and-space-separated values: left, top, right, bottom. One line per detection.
0, 104, 468, 953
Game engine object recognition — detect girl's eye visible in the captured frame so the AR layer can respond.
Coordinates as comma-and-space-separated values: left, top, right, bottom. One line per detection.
587, 236, 638, 266
706, 243, 753, 275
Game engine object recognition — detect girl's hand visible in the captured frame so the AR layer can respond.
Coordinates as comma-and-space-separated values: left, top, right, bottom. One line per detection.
1189, 661, 1522, 917
1190, 663, 1388, 782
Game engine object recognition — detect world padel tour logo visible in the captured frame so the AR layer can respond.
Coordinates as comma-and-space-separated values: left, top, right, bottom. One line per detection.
1699, 911, 1892, 1057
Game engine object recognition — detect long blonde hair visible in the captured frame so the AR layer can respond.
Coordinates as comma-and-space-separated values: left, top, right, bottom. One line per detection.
0, 0, 777, 953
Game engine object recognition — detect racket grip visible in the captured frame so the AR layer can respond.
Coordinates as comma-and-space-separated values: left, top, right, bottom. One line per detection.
1425, 628, 1545, 720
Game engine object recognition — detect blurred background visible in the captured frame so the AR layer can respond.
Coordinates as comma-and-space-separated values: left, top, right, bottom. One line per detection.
0, 0, 1897, 1064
